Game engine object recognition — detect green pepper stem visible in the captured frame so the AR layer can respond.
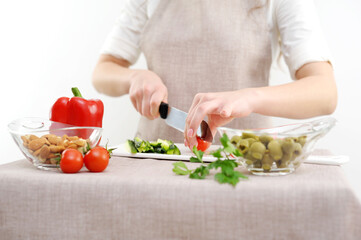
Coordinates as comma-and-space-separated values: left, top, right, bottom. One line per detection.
71, 87, 83, 98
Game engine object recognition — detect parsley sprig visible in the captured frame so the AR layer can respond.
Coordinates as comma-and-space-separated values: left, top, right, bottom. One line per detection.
172, 134, 248, 186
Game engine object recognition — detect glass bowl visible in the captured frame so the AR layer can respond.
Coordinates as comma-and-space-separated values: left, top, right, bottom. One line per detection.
8, 117, 103, 170
217, 117, 336, 176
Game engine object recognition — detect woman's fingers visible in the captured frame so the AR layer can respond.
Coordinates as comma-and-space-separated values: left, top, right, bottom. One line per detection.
185, 100, 221, 148
141, 87, 152, 118
129, 85, 140, 113
128, 70, 168, 119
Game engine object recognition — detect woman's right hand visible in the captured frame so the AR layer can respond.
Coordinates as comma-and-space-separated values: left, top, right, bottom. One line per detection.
129, 70, 168, 120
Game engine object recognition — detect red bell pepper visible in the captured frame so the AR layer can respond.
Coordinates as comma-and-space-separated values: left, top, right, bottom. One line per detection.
50, 87, 104, 139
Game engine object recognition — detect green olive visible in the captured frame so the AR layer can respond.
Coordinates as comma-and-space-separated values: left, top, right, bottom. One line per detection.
249, 141, 266, 160
244, 153, 258, 166
262, 153, 274, 171
296, 136, 307, 147
293, 142, 303, 156
259, 135, 273, 147
277, 152, 293, 168
244, 151, 256, 161
276, 160, 288, 168
268, 140, 283, 161
281, 138, 295, 154
236, 139, 249, 153
281, 152, 293, 162
245, 138, 257, 147
242, 132, 259, 140
230, 135, 242, 145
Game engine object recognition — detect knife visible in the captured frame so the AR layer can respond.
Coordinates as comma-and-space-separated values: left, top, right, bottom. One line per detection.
159, 102, 213, 142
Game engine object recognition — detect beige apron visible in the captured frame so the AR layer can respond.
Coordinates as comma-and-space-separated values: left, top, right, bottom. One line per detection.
137, 0, 272, 143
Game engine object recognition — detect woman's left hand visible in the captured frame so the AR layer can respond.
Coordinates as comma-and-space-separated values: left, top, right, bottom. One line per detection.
184, 88, 258, 149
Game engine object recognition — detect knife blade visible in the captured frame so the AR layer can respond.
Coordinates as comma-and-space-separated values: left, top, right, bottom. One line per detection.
159, 102, 213, 142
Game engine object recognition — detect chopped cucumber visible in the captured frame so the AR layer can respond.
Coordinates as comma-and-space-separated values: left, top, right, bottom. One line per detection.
138, 141, 154, 153
167, 144, 181, 155
156, 139, 174, 151
125, 140, 138, 153
126, 137, 181, 155
134, 137, 143, 149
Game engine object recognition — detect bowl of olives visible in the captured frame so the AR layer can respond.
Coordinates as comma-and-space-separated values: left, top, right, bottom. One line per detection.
217, 117, 336, 176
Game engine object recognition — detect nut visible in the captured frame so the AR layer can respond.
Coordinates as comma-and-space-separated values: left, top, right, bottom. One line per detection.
68, 136, 79, 141
28, 138, 46, 151
29, 135, 39, 141
49, 145, 65, 153
33, 148, 42, 157
62, 140, 69, 147
47, 135, 62, 145
43, 138, 51, 146
39, 145, 50, 159
74, 139, 86, 147
67, 143, 78, 149
21, 133, 88, 166
21, 135, 30, 144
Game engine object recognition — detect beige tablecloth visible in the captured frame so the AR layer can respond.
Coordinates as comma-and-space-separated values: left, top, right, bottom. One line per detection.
0, 157, 360, 240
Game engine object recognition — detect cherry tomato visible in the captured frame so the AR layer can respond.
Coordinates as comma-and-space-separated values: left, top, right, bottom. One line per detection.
196, 136, 211, 152
84, 146, 109, 172
60, 149, 84, 173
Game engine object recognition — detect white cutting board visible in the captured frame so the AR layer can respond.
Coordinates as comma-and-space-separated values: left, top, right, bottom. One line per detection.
111, 143, 349, 165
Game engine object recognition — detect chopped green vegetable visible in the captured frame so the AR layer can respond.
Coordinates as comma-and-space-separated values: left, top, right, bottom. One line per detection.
134, 137, 143, 149
126, 137, 181, 155
125, 140, 138, 153
157, 139, 173, 151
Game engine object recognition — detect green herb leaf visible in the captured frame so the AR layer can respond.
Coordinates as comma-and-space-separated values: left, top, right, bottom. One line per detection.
171, 133, 248, 186
193, 146, 204, 161
211, 148, 223, 158
207, 159, 223, 170
220, 133, 238, 154
172, 162, 191, 175
220, 133, 230, 148
190, 157, 202, 163
189, 165, 209, 179
215, 172, 240, 186
233, 149, 242, 157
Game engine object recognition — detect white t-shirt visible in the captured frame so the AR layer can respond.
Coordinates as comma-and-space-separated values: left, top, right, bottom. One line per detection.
101, 0, 332, 79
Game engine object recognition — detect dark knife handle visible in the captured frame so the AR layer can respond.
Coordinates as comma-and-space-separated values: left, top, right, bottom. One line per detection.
159, 102, 169, 119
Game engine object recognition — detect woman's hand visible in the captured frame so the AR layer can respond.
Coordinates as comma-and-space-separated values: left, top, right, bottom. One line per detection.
184, 88, 258, 148
129, 70, 168, 119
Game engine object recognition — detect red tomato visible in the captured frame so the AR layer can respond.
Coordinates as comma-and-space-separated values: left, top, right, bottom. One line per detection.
196, 136, 211, 152
83, 146, 109, 172
60, 149, 84, 173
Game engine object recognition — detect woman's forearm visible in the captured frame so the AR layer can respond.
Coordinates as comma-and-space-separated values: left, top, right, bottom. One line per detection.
253, 62, 337, 119
92, 55, 135, 97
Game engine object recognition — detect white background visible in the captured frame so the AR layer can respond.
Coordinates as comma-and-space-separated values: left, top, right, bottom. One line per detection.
0, 0, 360, 200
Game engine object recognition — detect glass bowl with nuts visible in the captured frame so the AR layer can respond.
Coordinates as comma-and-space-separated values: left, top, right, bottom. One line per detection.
8, 117, 103, 170
217, 117, 336, 176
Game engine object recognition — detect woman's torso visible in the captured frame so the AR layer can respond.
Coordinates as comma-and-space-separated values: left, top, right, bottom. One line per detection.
136, 0, 273, 143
